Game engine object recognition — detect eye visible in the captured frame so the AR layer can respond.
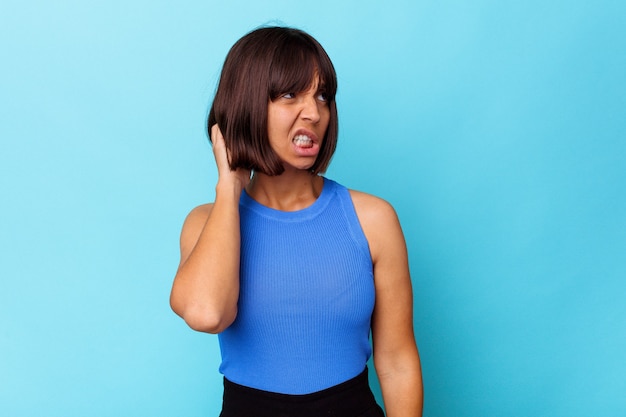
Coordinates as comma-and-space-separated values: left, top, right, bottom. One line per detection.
281, 92, 296, 99
317, 91, 329, 102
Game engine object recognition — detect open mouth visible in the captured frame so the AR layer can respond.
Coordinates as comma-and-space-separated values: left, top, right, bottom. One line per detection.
293, 134, 314, 148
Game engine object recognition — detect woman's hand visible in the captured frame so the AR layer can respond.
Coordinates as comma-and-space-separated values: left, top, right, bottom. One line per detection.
211, 124, 250, 191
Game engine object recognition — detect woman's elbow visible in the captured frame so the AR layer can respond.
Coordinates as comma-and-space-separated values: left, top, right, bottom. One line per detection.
174, 303, 236, 334
186, 310, 236, 333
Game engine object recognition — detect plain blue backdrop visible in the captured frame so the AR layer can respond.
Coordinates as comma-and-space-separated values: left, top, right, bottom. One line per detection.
1, 1, 625, 416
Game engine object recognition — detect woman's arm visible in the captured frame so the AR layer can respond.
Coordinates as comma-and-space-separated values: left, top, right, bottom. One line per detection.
169, 125, 250, 334
351, 191, 423, 417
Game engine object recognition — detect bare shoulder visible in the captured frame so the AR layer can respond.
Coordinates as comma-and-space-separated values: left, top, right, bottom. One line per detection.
183, 203, 213, 223
348, 189, 404, 264
178, 203, 213, 264
348, 189, 400, 228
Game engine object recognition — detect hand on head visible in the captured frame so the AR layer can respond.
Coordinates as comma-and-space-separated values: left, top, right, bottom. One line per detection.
211, 124, 251, 191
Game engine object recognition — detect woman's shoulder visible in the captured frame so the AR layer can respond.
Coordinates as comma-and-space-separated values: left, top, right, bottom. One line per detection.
347, 189, 405, 265
179, 203, 213, 250
347, 189, 398, 222
347, 188, 401, 235
184, 203, 213, 225
325, 178, 393, 211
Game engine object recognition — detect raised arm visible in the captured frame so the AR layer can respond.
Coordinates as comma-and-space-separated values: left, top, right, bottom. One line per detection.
170, 125, 250, 333
351, 191, 423, 417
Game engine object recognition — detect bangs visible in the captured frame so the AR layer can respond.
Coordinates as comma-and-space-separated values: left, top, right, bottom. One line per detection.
209, 26, 339, 176
268, 36, 337, 100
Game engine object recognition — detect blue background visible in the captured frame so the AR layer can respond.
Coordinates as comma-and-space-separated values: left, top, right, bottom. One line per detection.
1, 1, 625, 416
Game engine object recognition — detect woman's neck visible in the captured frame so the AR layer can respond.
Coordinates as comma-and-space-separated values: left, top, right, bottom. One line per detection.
245, 169, 324, 212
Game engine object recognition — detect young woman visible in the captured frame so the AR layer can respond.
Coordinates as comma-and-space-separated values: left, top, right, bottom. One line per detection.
170, 26, 423, 417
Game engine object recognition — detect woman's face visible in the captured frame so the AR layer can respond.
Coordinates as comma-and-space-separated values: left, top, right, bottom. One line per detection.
267, 77, 330, 172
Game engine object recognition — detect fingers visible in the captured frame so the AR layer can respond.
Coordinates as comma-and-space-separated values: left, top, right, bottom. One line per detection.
210, 124, 230, 172
210, 124, 251, 190
210, 124, 224, 148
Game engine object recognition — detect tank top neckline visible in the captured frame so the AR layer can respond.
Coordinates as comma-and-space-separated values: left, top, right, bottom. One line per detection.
240, 177, 335, 221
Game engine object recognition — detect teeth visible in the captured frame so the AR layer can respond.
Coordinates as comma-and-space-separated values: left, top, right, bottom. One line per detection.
293, 134, 313, 147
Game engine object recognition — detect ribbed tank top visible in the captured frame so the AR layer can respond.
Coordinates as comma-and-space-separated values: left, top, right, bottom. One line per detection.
217, 177, 375, 395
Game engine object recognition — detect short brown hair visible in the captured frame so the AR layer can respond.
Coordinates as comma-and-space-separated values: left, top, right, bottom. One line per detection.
207, 26, 338, 175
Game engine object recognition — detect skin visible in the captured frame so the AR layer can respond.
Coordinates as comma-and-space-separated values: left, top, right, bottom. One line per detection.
170, 79, 423, 416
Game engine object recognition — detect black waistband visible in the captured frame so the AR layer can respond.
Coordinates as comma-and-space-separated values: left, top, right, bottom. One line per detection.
220, 367, 384, 417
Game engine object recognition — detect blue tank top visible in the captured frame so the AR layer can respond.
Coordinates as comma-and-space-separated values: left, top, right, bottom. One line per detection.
217, 178, 375, 394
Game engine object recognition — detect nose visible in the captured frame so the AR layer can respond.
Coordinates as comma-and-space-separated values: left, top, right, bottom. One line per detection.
300, 94, 321, 124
